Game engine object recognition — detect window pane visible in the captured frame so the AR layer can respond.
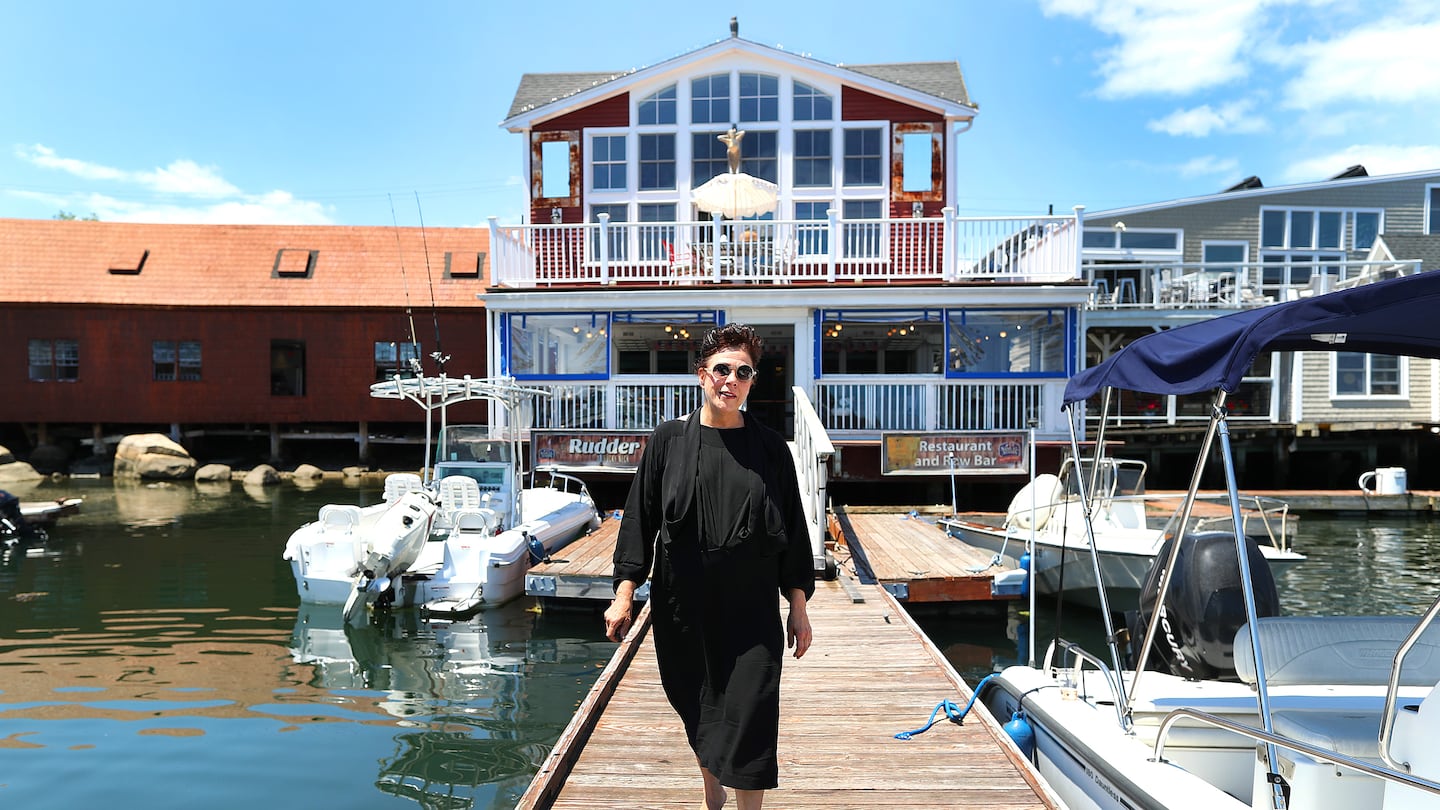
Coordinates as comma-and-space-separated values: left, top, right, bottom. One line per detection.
793, 130, 832, 187
793, 81, 832, 121
1119, 231, 1178, 250
28, 339, 52, 381
795, 202, 830, 255
692, 131, 728, 185
740, 130, 777, 183
638, 134, 675, 190
1335, 352, 1366, 395
819, 315, 942, 375
842, 200, 882, 258
1082, 230, 1117, 249
591, 135, 626, 191
1355, 212, 1380, 250
738, 73, 778, 122
690, 74, 729, 124
843, 129, 882, 186
1317, 211, 1342, 249
590, 205, 628, 261
1290, 210, 1314, 248
508, 313, 609, 378
1203, 243, 1246, 264
271, 340, 305, 396
947, 311, 1065, 374
153, 340, 177, 381
1372, 355, 1401, 395
540, 140, 571, 198
1431, 187, 1440, 235
1261, 210, 1287, 248
901, 133, 932, 193
638, 84, 676, 125
54, 339, 79, 381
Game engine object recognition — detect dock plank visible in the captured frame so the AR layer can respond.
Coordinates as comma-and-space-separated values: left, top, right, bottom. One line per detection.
519, 580, 1059, 809
835, 508, 1017, 603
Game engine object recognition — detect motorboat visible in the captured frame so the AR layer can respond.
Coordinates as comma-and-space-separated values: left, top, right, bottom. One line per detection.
284, 375, 601, 621
973, 271, 1440, 809
941, 455, 1303, 610
18, 496, 83, 527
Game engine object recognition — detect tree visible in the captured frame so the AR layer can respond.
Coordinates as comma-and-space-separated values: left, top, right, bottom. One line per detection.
52, 210, 99, 221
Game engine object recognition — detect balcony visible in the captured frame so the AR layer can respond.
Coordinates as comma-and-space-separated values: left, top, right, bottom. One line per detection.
488, 209, 1081, 288
508, 377, 1070, 438
1085, 258, 1424, 311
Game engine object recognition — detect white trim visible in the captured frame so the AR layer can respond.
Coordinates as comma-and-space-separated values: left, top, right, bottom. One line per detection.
1090, 168, 1440, 220
502, 38, 977, 131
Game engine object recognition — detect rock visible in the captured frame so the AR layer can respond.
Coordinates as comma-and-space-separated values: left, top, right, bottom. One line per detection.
342, 466, 364, 479
114, 434, 197, 480
0, 460, 43, 483
244, 465, 280, 487
68, 455, 112, 476
292, 463, 324, 480
0, 445, 14, 465
28, 444, 69, 475
194, 463, 233, 483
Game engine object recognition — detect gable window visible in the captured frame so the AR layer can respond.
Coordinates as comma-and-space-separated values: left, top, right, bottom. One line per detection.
638, 134, 675, 191
28, 338, 78, 382
590, 205, 628, 261
843, 129, 883, 187
793, 81, 833, 121
738, 73, 778, 123
740, 130, 778, 183
270, 340, 305, 396
506, 313, 609, 380
375, 341, 421, 382
691, 73, 729, 124
692, 131, 729, 186
1334, 353, 1403, 397
591, 135, 626, 191
794, 130, 832, 187
153, 340, 202, 381
638, 84, 676, 125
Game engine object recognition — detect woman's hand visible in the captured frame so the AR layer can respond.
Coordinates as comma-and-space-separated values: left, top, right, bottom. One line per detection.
605, 581, 637, 641
786, 591, 812, 659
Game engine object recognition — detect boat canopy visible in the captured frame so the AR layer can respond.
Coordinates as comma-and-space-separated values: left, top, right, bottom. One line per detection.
1064, 271, 1440, 406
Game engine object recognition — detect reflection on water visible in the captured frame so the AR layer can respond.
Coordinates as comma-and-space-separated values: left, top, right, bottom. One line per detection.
0, 479, 615, 809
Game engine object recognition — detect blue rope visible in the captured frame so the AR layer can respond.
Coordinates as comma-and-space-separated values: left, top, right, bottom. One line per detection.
894, 674, 995, 740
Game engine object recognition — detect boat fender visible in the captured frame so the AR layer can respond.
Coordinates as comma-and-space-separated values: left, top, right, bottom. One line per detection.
1003, 710, 1035, 758
1006, 474, 1062, 531
1018, 552, 1031, 597
526, 532, 550, 566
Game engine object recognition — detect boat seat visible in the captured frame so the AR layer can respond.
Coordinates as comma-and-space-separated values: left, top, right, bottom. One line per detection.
453, 509, 498, 535
383, 473, 425, 503
1234, 617, 1440, 687
439, 475, 484, 515
1270, 708, 1386, 761
318, 504, 362, 534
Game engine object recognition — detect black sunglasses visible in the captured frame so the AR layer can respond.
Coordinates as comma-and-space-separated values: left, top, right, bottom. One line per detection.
708, 362, 756, 381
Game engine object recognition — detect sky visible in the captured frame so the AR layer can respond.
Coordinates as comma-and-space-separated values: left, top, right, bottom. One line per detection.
4, 0, 1440, 228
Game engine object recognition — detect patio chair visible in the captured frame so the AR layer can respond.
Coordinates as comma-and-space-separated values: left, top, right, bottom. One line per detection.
664, 240, 701, 285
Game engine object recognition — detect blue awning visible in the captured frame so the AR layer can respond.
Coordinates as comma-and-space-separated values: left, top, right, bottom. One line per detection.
1064, 271, 1440, 406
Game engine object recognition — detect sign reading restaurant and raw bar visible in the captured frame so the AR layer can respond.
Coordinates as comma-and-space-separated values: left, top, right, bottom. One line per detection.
531, 430, 650, 473
881, 431, 1029, 476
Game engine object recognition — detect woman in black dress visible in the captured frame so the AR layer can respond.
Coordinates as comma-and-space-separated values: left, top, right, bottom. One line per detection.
605, 323, 815, 810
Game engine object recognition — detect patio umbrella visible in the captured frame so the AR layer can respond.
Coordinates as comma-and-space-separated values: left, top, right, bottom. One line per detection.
691, 171, 779, 219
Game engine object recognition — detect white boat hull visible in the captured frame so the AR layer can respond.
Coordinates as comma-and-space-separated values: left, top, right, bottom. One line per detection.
283, 491, 437, 606
947, 519, 1305, 611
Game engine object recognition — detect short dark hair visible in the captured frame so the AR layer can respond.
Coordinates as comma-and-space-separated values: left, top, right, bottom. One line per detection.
696, 323, 762, 370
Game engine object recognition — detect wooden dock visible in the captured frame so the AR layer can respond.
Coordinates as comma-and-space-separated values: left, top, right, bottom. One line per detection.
517, 578, 1060, 809
525, 515, 640, 602
831, 506, 1024, 605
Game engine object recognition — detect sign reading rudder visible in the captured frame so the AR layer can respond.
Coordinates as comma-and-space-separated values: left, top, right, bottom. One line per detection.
881, 431, 1028, 476
531, 430, 650, 472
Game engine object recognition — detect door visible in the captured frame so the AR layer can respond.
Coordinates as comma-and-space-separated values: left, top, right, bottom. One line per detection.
745, 324, 795, 438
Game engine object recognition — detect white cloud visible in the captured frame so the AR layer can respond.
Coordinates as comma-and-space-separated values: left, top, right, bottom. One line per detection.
1041, 0, 1270, 97
1176, 155, 1241, 179
1277, 20, 1440, 110
1280, 144, 1440, 184
14, 144, 333, 224
1147, 100, 1268, 136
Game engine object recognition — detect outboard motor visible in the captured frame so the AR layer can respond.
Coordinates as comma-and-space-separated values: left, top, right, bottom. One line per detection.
0, 490, 41, 542
1125, 531, 1279, 681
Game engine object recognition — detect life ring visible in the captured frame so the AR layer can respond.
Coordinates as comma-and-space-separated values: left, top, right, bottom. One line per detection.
1006, 473, 1063, 531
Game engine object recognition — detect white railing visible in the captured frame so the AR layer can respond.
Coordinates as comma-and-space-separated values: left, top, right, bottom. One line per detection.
488, 208, 1081, 287
814, 378, 1065, 435
1085, 259, 1425, 310
504, 378, 1067, 437
791, 386, 834, 569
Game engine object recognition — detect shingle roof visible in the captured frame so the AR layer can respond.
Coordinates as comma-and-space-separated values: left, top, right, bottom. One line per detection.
1375, 234, 1440, 271
505, 44, 972, 121
0, 219, 490, 308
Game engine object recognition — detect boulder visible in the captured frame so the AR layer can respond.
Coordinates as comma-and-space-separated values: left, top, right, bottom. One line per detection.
292, 463, 325, 480
28, 444, 69, 475
0, 460, 43, 484
342, 466, 364, 479
0, 444, 14, 465
194, 463, 233, 483
113, 434, 197, 480
244, 464, 281, 487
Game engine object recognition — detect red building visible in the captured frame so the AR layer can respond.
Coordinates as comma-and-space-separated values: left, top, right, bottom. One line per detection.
0, 218, 491, 467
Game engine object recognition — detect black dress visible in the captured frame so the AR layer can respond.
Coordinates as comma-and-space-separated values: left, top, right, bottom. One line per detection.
613, 412, 815, 790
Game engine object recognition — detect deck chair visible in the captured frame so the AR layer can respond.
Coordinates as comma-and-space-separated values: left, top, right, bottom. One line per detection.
383, 472, 424, 503
665, 240, 700, 285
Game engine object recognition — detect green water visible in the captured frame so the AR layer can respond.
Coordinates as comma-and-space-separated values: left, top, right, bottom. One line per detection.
0, 478, 614, 809
2, 478, 1437, 807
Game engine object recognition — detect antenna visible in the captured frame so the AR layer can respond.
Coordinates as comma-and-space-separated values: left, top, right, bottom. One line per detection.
414, 192, 448, 373
388, 194, 423, 375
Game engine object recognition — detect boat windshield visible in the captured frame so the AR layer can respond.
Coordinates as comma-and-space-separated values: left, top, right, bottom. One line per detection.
1061, 457, 1148, 500
437, 426, 512, 464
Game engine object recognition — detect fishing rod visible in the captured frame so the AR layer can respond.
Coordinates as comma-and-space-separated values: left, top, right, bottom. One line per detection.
388, 193, 424, 377
414, 191, 447, 374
